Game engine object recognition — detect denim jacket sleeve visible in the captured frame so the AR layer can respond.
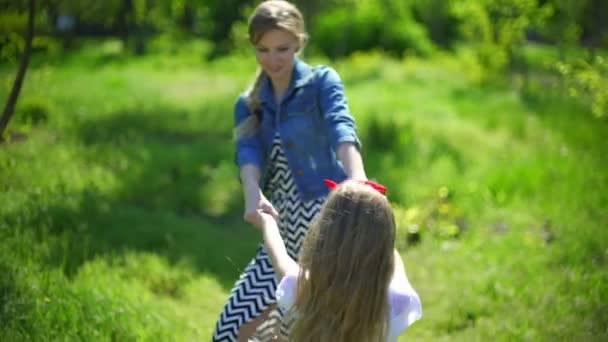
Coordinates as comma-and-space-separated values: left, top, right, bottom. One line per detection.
316, 66, 361, 150
234, 95, 264, 171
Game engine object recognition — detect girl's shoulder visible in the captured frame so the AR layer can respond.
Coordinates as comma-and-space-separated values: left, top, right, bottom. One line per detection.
388, 281, 421, 316
276, 267, 422, 318
275, 269, 422, 340
387, 279, 422, 339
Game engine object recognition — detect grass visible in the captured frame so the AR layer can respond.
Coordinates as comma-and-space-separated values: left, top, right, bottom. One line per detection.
1, 41, 607, 340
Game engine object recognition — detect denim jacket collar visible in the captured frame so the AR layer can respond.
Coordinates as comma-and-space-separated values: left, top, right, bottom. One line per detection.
260, 58, 315, 105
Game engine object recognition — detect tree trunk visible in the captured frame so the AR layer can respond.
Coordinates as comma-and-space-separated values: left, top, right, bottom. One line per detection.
119, 0, 133, 52
134, 26, 146, 55
0, 0, 36, 142
181, 2, 195, 33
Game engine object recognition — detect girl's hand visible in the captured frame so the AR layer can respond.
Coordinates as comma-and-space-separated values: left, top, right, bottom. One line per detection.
244, 189, 279, 227
247, 210, 279, 231
258, 211, 279, 231
258, 193, 279, 219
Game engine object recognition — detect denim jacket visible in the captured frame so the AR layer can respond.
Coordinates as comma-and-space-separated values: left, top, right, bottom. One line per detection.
234, 59, 361, 200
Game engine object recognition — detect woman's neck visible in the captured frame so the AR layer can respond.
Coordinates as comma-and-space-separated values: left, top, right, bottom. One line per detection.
270, 74, 292, 104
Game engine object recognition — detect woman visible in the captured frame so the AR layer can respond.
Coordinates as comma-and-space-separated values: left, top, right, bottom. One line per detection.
212, 1, 366, 340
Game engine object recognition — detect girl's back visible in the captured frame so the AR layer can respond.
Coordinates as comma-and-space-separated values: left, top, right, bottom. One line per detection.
270, 180, 422, 341
276, 262, 422, 342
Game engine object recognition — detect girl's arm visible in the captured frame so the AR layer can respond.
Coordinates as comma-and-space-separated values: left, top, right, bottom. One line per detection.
258, 213, 298, 280
392, 249, 409, 283
337, 142, 367, 180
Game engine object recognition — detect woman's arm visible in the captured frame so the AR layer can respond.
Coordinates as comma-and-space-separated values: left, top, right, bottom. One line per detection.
337, 142, 367, 180
240, 164, 261, 189
241, 164, 278, 223
241, 164, 262, 222
257, 213, 298, 280
316, 67, 367, 180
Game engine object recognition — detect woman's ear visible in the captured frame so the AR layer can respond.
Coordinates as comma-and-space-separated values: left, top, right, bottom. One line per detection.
294, 46, 303, 57
297, 35, 308, 53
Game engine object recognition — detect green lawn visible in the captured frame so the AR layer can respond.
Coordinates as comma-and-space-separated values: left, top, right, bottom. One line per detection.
1, 42, 606, 341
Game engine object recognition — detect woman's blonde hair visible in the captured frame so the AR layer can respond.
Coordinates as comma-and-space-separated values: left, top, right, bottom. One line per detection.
287, 180, 396, 342
235, 0, 308, 141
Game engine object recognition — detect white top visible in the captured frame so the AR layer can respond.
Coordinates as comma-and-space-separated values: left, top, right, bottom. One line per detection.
275, 267, 422, 342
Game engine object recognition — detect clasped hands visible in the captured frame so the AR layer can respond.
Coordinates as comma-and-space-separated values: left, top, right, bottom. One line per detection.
244, 189, 279, 230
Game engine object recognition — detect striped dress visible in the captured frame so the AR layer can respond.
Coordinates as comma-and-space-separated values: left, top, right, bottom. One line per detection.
212, 133, 325, 341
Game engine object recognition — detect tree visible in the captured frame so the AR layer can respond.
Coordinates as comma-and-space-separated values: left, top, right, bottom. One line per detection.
0, 0, 35, 142
450, 0, 552, 79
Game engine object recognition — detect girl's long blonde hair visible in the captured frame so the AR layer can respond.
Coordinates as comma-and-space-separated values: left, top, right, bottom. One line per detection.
287, 181, 396, 342
234, 0, 308, 141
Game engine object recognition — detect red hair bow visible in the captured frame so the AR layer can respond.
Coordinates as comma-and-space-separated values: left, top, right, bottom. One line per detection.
323, 179, 388, 195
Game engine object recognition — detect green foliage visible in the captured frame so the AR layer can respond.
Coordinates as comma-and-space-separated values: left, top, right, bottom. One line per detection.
55, 0, 123, 27
410, 0, 460, 47
226, 2, 257, 56
555, 55, 608, 118
148, 34, 212, 59
0, 7, 58, 62
450, 0, 552, 77
513, 43, 607, 120
393, 185, 466, 247
540, 0, 586, 46
312, 0, 434, 58
1, 0, 605, 65
15, 96, 51, 126
202, 0, 251, 55
0, 32, 24, 63
0, 10, 28, 35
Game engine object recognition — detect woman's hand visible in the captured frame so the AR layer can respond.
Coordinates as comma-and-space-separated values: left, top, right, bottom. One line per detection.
243, 187, 279, 228
256, 211, 280, 232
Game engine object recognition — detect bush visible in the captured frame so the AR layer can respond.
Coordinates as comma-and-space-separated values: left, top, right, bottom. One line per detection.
555, 55, 608, 118
450, 0, 552, 78
312, 2, 434, 58
16, 97, 52, 126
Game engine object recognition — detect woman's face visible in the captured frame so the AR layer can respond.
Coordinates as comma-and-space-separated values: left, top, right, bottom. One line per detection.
254, 29, 299, 83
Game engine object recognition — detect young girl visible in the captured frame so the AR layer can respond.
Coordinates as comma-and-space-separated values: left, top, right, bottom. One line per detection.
251, 180, 422, 342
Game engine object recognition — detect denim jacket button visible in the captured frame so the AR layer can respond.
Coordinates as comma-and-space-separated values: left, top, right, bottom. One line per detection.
285, 140, 294, 149
296, 169, 304, 176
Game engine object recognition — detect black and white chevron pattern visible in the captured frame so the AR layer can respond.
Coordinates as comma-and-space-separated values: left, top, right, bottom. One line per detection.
212, 134, 325, 341
212, 246, 277, 341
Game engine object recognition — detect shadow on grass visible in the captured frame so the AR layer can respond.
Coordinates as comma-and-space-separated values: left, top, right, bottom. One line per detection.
37, 190, 259, 290
6, 107, 260, 291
